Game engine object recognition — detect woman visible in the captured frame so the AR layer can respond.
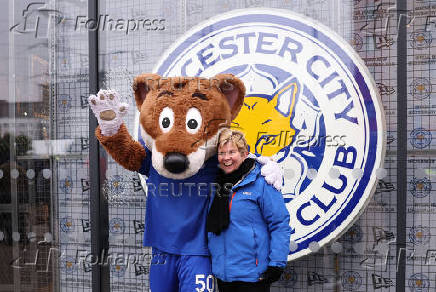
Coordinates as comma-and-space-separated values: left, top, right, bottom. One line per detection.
206, 129, 291, 292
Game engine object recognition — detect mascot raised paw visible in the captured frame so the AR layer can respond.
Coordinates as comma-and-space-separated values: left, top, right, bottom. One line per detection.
89, 74, 283, 292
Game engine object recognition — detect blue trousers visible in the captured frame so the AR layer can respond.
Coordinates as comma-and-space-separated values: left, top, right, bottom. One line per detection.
149, 248, 215, 292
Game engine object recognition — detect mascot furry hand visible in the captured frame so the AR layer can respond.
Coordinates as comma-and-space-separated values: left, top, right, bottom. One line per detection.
88, 73, 283, 291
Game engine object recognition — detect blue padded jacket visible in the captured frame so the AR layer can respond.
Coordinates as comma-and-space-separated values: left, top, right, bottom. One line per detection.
207, 162, 291, 282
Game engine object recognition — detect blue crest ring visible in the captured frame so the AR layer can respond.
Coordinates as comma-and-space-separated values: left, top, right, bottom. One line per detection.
154, 10, 383, 256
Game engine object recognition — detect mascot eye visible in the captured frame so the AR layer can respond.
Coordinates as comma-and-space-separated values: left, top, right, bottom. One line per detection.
159, 107, 174, 133
185, 108, 202, 134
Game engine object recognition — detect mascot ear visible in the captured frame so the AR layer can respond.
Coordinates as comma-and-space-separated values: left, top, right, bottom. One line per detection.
132, 73, 161, 111
214, 74, 246, 120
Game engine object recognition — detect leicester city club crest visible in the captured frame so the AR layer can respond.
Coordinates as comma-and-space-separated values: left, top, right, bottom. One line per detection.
153, 9, 385, 260
60, 256, 77, 274
409, 176, 432, 198
410, 128, 432, 149
408, 226, 431, 246
109, 218, 125, 234
342, 271, 363, 291
408, 273, 430, 292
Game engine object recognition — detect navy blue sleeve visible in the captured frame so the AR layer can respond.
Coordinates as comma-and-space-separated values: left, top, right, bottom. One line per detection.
138, 147, 152, 177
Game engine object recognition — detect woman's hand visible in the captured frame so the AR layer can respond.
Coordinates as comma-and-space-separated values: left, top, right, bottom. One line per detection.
258, 266, 284, 284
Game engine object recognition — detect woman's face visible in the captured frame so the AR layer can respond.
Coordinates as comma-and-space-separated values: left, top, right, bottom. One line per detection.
217, 141, 248, 174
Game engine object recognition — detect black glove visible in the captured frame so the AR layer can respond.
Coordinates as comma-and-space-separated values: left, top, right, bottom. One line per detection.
259, 266, 284, 284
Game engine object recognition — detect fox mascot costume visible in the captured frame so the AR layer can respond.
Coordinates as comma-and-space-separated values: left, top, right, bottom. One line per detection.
89, 74, 283, 292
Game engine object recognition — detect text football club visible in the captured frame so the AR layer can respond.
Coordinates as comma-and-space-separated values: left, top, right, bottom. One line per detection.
144, 9, 385, 260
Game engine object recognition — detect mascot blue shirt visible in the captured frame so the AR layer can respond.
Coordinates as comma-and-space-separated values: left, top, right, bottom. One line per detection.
139, 147, 218, 255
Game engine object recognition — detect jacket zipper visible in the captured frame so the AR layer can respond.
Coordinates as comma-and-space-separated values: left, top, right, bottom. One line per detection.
224, 190, 239, 280
229, 192, 236, 212
252, 226, 258, 266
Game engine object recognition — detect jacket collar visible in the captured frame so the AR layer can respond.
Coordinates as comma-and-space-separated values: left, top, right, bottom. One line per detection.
232, 161, 261, 190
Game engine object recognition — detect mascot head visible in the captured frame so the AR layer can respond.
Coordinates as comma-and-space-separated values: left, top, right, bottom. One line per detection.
133, 73, 245, 179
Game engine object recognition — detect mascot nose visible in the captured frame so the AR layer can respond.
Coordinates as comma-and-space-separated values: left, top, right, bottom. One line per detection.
164, 152, 189, 174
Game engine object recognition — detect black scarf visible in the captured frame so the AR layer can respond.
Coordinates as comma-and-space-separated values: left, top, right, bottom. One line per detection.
206, 158, 255, 235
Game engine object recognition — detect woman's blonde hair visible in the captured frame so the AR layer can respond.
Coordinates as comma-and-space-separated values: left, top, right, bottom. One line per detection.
218, 128, 249, 153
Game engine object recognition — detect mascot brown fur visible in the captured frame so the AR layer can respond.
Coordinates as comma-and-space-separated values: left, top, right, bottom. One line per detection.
90, 73, 245, 177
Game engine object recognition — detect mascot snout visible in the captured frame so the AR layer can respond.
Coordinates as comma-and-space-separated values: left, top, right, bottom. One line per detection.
164, 152, 189, 174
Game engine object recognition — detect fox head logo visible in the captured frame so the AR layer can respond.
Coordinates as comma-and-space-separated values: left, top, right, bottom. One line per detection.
230, 65, 323, 199
233, 66, 300, 157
